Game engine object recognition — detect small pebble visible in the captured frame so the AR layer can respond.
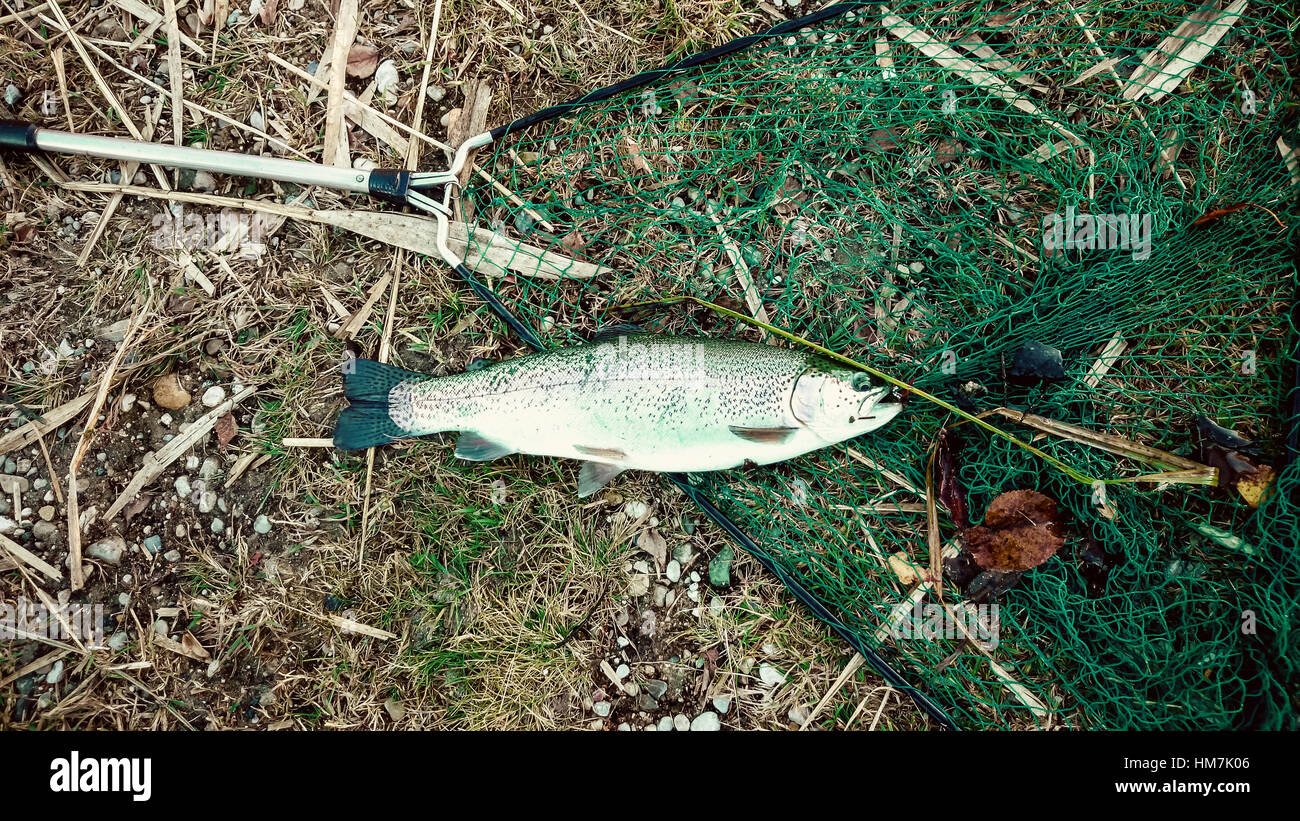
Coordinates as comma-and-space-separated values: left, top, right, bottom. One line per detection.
211, 518, 225, 535
656, 716, 674, 732
200, 457, 221, 480
712, 695, 732, 714
46, 659, 65, 685
174, 475, 192, 499
163, 549, 181, 563
690, 711, 721, 731
593, 701, 611, 717
253, 514, 272, 534
672, 714, 690, 731
86, 536, 125, 564
759, 663, 787, 686
38, 505, 55, 522
666, 559, 681, 583
201, 386, 227, 408
143, 534, 162, 554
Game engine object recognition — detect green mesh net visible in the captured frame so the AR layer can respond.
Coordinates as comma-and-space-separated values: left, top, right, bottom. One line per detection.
449, 2, 1298, 728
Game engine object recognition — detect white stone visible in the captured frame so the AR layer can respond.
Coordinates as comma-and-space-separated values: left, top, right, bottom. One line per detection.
201, 386, 226, 408
690, 711, 721, 731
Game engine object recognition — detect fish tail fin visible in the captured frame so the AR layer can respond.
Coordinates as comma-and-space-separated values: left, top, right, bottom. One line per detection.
333, 359, 427, 450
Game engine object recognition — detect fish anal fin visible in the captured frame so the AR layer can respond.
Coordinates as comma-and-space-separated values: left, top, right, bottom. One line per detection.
454, 432, 516, 461
728, 425, 798, 444
578, 462, 626, 497
574, 445, 628, 461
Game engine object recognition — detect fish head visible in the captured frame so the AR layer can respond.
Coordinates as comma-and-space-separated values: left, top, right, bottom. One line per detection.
791, 364, 903, 442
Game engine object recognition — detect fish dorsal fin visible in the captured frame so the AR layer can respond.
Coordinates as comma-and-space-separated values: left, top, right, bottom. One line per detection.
578, 462, 626, 497
454, 432, 516, 461
729, 425, 798, 444
590, 323, 648, 344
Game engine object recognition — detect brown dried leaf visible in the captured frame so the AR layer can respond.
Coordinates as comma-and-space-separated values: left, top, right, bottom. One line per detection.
934, 139, 965, 166
936, 428, 969, 529
1203, 445, 1276, 508
215, 412, 237, 448
617, 134, 654, 178
1235, 463, 1275, 508
258, 0, 279, 26
346, 44, 379, 79
866, 125, 906, 153
964, 490, 1066, 571
560, 228, 591, 253
637, 528, 667, 568
124, 493, 152, 526
180, 631, 210, 660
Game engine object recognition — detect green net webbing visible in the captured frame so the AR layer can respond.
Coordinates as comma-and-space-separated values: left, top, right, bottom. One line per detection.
451, 2, 1299, 729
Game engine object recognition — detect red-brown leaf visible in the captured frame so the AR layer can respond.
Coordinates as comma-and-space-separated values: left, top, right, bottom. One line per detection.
258, 0, 278, 25
346, 44, 379, 79
215, 412, 237, 448
936, 428, 969, 529
964, 490, 1066, 571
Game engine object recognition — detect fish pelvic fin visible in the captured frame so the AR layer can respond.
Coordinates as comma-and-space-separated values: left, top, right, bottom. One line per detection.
333, 358, 427, 450
454, 432, 517, 461
578, 462, 626, 497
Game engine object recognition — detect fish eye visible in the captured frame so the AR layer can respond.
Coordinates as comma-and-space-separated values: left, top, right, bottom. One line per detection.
850, 372, 874, 392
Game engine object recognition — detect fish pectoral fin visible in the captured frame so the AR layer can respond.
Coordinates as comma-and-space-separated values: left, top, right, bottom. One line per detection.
728, 425, 799, 444
454, 432, 517, 461
574, 445, 628, 461
577, 462, 626, 497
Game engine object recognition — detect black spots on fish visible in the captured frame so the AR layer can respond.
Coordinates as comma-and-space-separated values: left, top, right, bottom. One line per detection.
454, 432, 517, 461
575, 444, 629, 461
729, 426, 797, 444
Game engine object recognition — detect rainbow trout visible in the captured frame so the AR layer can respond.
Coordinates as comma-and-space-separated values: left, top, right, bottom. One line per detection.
334, 334, 901, 496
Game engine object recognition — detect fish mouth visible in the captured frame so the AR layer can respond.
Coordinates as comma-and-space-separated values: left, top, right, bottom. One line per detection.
857, 393, 902, 427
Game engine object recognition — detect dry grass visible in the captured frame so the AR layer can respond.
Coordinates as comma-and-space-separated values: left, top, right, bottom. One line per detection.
0, 0, 929, 730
